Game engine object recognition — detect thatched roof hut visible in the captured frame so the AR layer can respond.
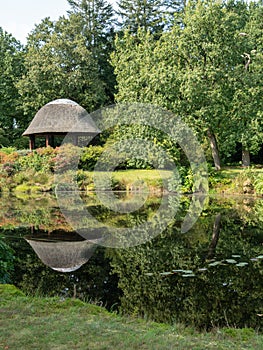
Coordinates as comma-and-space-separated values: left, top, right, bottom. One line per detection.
25, 238, 97, 272
23, 99, 100, 150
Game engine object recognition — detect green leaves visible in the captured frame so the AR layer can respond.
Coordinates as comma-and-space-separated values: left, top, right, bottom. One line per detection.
0, 28, 24, 144
111, 0, 263, 168
17, 14, 108, 124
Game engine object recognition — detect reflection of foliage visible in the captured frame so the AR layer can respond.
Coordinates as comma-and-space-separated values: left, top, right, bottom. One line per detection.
108, 197, 263, 330
0, 236, 15, 283
1, 193, 263, 330
0, 194, 72, 232
5, 234, 120, 309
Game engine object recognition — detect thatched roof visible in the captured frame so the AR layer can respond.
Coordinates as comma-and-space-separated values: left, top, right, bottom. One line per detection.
23, 99, 100, 136
25, 238, 97, 272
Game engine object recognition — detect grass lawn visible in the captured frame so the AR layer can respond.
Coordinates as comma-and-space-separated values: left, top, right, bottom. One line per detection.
105, 166, 263, 195
1, 285, 262, 350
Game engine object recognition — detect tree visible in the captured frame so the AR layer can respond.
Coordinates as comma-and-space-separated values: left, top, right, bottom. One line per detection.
111, 29, 157, 103
0, 28, 24, 146
67, 0, 116, 102
112, 0, 259, 169
117, 0, 186, 35
17, 15, 107, 126
117, 0, 163, 35
68, 0, 114, 47
162, 0, 252, 170
226, 1, 263, 167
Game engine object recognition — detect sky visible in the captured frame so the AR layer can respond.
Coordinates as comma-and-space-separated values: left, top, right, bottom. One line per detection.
0, 0, 70, 43
0, 0, 116, 44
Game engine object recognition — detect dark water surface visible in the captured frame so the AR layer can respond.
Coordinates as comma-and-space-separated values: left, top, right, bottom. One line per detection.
1, 192, 262, 330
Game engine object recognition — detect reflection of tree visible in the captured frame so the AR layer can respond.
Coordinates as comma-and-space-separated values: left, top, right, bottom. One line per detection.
108, 198, 263, 329
1, 194, 263, 329
0, 236, 14, 283
207, 213, 221, 259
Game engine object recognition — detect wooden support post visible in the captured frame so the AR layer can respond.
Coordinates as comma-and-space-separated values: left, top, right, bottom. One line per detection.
45, 135, 55, 148
45, 135, 49, 147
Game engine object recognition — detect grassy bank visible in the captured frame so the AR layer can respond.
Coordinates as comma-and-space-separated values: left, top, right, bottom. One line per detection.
0, 143, 263, 195
209, 166, 263, 195
0, 285, 262, 350
3, 167, 263, 196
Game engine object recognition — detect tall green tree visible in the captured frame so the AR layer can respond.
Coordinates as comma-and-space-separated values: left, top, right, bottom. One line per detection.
17, 15, 107, 126
158, 0, 251, 170
111, 29, 157, 103
117, 0, 186, 35
112, 0, 260, 169
68, 0, 114, 47
0, 28, 24, 146
67, 0, 116, 102
117, 0, 164, 35
226, 1, 263, 166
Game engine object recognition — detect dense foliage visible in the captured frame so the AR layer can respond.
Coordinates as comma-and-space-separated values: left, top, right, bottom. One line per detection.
108, 196, 263, 329
0, 0, 262, 168
0, 236, 14, 283
111, 0, 263, 168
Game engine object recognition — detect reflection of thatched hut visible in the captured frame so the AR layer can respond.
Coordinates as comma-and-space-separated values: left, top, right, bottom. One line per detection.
25, 238, 97, 272
23, 99, 100, 150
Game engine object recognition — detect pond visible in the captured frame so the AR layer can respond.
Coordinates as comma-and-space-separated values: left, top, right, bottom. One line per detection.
0, 191, 263, 330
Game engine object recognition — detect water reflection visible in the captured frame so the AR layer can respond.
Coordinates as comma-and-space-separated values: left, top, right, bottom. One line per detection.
0, 192, 262, 330
25, 232, 98, 273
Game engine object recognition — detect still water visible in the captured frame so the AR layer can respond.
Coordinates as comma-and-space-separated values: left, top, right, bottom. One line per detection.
1, 192, 262, 330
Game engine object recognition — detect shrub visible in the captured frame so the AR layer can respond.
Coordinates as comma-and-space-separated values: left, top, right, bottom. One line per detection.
53, 144, 82, 173
18, 147, 57, 173
73, 170, 94, 190
0, 147, 17, 155
79, 146, 104, 171
0, 149, 19, 165
2, 162, 17, 176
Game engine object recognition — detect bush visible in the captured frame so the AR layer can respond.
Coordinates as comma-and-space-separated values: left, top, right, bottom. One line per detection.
0, 147, 17, 155
73, 170, 94, 190
79, 146, 104, 171
0, 149, 19, 165
53, 144, 82, 173
18, 147, 58, 173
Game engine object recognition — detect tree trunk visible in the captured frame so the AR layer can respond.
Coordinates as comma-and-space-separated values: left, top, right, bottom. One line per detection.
207, 129, 221, 170
207, 213, 221, 259
242, 147, 250, 167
